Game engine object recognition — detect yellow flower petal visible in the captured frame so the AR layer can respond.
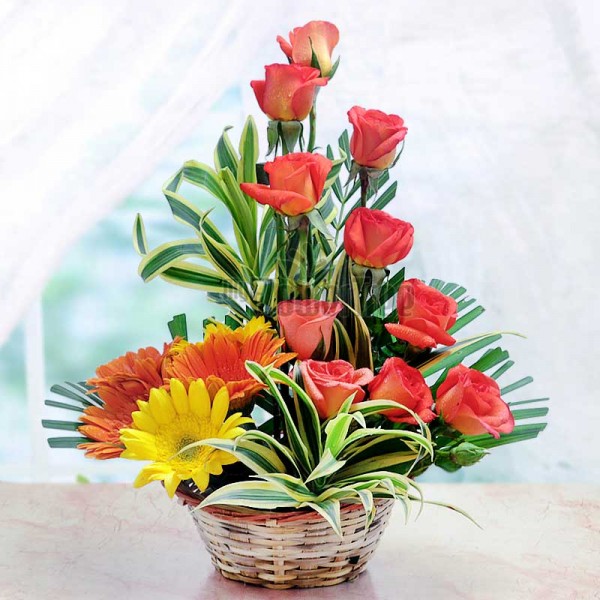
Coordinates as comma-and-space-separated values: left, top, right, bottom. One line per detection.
188, 379, 211, 419
120, 378, 243, 498
163, 471, 181, 498
120, 449, 141, 460
214, 450, 238, 466
132, 411, 157, 433
133, 465, 161, 488
148, 388, 176, 424
204, 459, 224, 475
120, 429, 156, 444
119, 433, 157, 460
218, 413, 253, 436
220, 426, 246, 440
211, 387, 230, 429
238, 316, 272, 340
192, 470, 210, 491
169, 378, 189, 415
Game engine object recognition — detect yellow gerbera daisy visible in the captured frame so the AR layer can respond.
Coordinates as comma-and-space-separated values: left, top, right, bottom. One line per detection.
120, 378, 253, 498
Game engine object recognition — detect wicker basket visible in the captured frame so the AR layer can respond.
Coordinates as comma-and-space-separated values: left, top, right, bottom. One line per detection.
176, 484, 394, 589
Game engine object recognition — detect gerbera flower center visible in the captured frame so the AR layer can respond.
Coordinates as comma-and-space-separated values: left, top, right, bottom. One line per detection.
154, 414, 214, 467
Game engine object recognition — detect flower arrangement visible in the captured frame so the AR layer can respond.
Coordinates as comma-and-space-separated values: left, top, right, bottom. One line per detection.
43, 20, 548, 588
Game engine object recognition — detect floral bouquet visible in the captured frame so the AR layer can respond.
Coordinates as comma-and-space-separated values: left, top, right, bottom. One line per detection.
43, 20, 548, 589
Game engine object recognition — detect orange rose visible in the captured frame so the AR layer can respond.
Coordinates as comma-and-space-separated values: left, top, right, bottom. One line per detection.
300, 359, 374, 419
369, 357, 435, 425
385, 279, 457, 349
277, 21, 340, 77
344, 207, 414, 268
435, 365, 515, 439
277, 300, 342, 360
251, 64, 328, 122
240, 152, 332, 217
348, 106, 408, 169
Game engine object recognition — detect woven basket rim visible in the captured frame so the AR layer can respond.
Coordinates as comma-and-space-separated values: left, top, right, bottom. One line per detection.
176, 486, 395, 524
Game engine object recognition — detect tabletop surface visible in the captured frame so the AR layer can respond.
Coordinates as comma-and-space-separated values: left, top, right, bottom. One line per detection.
1, 482, 598, 599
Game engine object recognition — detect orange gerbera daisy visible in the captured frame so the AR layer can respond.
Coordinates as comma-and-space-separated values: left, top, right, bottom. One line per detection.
78, 405, 132, 459
87, 345, 167, 404
78, 343, 171, 459
164, 317, 295, 411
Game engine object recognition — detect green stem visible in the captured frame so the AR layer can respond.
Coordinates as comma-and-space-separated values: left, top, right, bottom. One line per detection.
359, 168, 369, 207
308, 102, 317, 152
296, 218, 311, 298
275, 214, 288, 302
306, 221, 314, 287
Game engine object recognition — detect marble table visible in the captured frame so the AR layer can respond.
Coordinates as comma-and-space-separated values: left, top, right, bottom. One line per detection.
1, 483, 598, 599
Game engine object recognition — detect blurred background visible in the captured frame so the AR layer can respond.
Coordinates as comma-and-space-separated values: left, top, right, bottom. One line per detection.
1, 0, 598, 484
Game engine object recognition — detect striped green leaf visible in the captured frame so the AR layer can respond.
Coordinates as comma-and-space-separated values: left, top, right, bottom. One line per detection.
138, 239, 205, 282
257, 473, 315, 503
158, 262, 238, 293
207, 292, 253, 321
339, 428, 433, 460
245, 362, 313, 474
182, 160, 230, 205
305, 449, 346, 483
198, 481, 300, 510
336, 451, 419, 479
133, 213, 148, 256
356, 488, 376, 529
324, 411, 358, 458
238, 115, 259, 188
239, 430, 301, 475
196, 216, 252, 296
257, 210, 277, 278
338, 471, 415, 497
272, 367, 322, 462
179, 437, 286, 476
303, 499, 342, 538
214, 126, 238, 174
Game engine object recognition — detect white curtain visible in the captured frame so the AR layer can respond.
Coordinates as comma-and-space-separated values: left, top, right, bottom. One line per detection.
0, 0, 282, 344
1, 1, 599, 481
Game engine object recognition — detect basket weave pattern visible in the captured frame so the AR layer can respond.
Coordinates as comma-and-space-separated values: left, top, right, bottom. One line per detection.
180, 491, 394, 589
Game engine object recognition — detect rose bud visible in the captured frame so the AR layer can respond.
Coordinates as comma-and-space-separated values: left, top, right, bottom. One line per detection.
348, 106, 408, 170
449, 442, 488, 467
344, 207, 414, 268
385, 279, 458, 349
277, 21, 340, 77
368, 357, 435, 425
435, 365, 515, 439
240, 152, 332, 217
300, 359, 374, 419
251, 64, 328, 122
277, 300, 342, 360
